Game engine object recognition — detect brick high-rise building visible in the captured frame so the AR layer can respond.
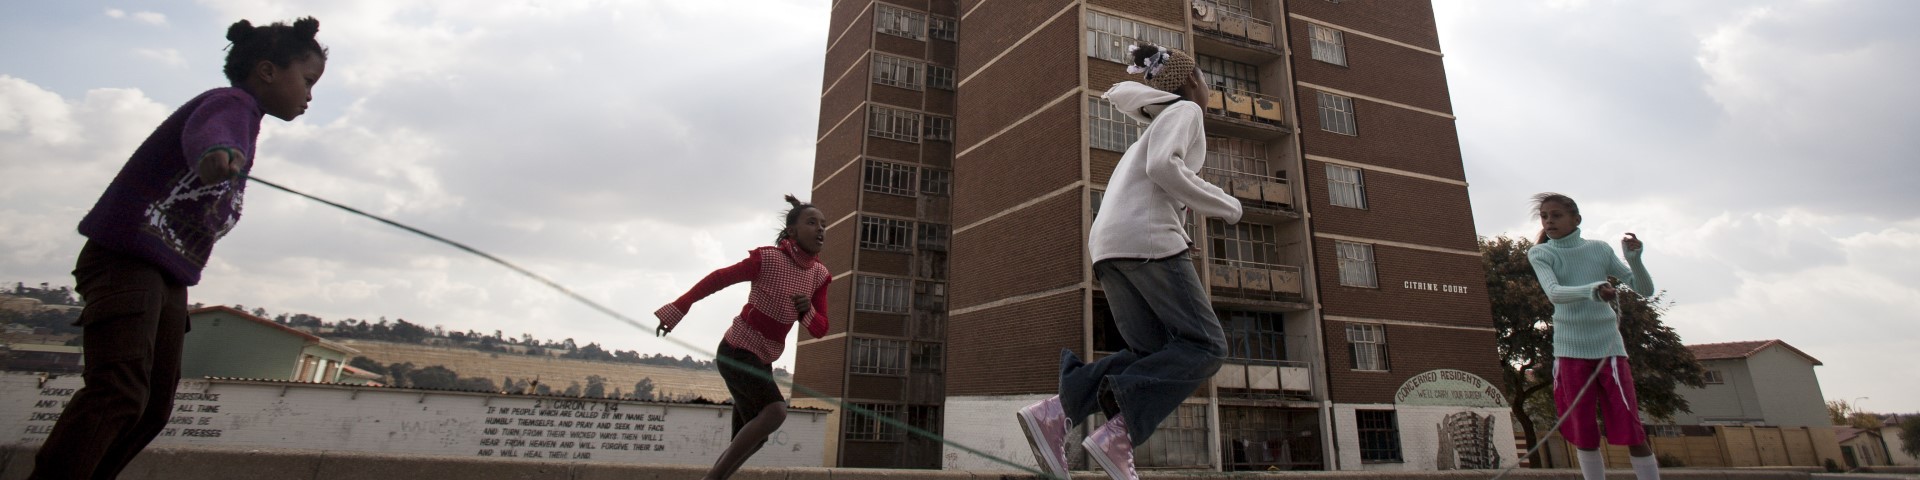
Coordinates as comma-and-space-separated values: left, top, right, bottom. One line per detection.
802, 0, 1509, 472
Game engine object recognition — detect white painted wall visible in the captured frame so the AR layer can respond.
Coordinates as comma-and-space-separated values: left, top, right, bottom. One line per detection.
1331, 403, 1515, 472
942, 394, 1053, 471
1745, 347, 1830, 427
1, 372, 825, 467
1884, 424, 1919, 466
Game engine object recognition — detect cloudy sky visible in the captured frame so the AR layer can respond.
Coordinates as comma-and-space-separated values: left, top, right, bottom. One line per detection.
1, 1, 1914, 413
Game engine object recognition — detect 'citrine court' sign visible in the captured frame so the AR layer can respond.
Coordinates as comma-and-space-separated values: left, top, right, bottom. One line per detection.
1394, 369, 1507, 408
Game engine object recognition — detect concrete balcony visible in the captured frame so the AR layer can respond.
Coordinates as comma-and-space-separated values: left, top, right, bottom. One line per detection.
1192, 1, 1280, 54
1214, 359, 1313, 401
1203, 87, 1290, 138
1199, 167, 1297, 220
1206, 258, 1305, 306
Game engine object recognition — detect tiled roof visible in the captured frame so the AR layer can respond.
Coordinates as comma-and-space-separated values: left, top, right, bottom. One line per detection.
1687, 339, 1823, 366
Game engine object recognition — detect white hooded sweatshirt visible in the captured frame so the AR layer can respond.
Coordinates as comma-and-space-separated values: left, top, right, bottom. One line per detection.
1090, 81, 1243, 263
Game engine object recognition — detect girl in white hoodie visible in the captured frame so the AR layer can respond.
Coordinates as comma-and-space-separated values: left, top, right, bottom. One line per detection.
1016, 43, 1242, 480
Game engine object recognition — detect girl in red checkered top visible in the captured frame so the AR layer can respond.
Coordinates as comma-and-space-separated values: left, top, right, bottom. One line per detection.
654, 194, 829, 480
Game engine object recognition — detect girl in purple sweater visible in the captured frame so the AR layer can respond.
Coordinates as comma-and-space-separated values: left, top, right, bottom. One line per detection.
32, 17, 327, 480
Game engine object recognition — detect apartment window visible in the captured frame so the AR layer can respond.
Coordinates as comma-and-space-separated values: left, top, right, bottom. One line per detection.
1309, 24, 1347, 66
1348, 324, 1390, 371
1356, 410, 1402, 462
1326, 164, 1366, 209
917, 223, 949, 251
910, 342, 943, 372
923, 115, 954, 142
1207, 136, 1271, 176
1207, 220, 1279, 264
1336, 241, 1377, 288
846, 402, 904, 441
1085, 10, 1185, 65
868, 105, 922, 143
875, 4, 926, 40
927, 65, 955, 90
1089, 96, 1145, 152
1126, 404, 1211, 467
864, 159, 917, 196
920, 168, 952, 196
859, 216, 914, 252
1317, 91, 1357, 135
851, 337, 907, 375
1198, 54, 1261, 94
907, 405, 942, 435
1221, 310, 1284, 361
855, 276, 910, 313
1090, 189, 1105, 217
929, 15, 957, 41
872, 54, 924, 91
1704, 370, 1725, 384
1214, 0, 1255, 16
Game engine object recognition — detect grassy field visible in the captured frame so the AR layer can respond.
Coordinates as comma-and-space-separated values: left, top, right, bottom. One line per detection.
336, 339, 788, 401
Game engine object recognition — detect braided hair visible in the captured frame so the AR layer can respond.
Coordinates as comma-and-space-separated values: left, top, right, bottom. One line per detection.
222, 17, 329, 85
776, 194, 819, 243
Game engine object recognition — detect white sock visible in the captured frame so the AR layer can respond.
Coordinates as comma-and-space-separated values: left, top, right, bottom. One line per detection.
1630, 454, 1661, 480
1577, 449, 1605, 480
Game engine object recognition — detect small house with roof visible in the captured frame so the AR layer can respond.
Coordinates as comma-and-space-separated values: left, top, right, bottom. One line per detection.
1670, 340, 1829, 427
182, 306, 359, 383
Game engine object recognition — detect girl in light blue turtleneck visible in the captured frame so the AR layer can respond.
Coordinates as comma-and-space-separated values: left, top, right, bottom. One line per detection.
1527, 192, 1660, 480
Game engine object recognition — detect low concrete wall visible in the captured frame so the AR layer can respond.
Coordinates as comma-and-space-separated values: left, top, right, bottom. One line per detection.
0, 446, 1827, 480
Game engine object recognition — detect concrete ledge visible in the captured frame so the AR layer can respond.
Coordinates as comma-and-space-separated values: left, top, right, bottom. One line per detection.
0, 446, 1829, 479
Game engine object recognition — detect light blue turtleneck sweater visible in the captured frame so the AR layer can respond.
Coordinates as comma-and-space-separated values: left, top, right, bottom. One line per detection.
1527, 228, 1654, 359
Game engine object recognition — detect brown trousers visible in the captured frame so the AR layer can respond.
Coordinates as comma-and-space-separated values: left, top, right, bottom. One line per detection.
31, 241, 189, 480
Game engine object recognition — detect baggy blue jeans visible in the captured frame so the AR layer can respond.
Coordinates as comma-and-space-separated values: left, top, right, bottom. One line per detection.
1059, 255, 1227, 445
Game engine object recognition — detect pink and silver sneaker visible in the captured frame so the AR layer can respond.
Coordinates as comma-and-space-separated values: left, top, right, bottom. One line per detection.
1015, 395, 1070, 478
1082, 414, 1137, 480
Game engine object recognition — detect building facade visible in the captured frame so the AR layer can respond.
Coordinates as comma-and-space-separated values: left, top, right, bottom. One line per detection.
1668, 340, 1830, 428
799, 0, 1504, 472
182, 306, 360, 383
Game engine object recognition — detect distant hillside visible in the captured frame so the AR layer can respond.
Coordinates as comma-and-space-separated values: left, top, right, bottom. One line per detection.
337, 339, 787, 401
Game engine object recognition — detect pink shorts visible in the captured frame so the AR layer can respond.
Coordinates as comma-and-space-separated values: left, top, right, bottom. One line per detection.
1554, 356, 1646, 449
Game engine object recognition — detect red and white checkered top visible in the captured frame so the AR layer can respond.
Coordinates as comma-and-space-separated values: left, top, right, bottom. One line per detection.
654, 240, 830, 364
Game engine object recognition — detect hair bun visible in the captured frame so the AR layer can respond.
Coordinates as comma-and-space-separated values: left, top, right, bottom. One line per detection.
1130, 43, 1162, 68
226, 20, 255, 43
292, 17, 320, 38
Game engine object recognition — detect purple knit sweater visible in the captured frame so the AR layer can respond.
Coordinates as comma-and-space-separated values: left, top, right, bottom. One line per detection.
77, 87, 265, 286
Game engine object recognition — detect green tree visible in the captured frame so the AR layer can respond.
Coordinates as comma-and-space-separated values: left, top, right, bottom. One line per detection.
1898, 415, 1920, 460
584, 375, 607, 398
631, 378, 656, 401
348, 356, 387, 377
408, 365, 460, 389
563, 381, 582, 397
385, 362, 417, 387
1481, 235, 1706, 466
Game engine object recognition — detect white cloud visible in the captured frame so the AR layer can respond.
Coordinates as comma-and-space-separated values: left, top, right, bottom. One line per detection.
104, 8, 168, 26
134, 48, 186, 68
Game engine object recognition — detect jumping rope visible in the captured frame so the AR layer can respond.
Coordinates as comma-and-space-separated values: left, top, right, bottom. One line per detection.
1488, 300, 1630, 480
243, 175, 1057, 478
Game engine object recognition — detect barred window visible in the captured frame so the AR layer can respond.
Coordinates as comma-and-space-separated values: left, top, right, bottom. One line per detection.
910, 342, 943, 372
868, 105, 922, 143
846, 402, 904, 441
1198, 54, 1261, 94
1089, 96, 1145, 152
923, 115, 954, 142
927, 65, 955, 90
872, 54, 924, 91
875, 4, 926, 40
855, 276, 910, 313
1085, 10, 1185, 64
1326, 164, 1366, 209
1122, 403, 1211, 467
1207, 135, 1270, 176
1347, 324, 1389, 371
1309, 24, 1347, 66
1317, 91, 1356, 136
1356, 409, 1401, 462
920, 168, 952, 196
917, 223, 949, 251
864, 159, 917, 196
907, 405, 942, 434
1336, 241, 1377, 288
1221, 310, 1284, 362
929, 15, 957, 41
851, 337, 907, 375
1207, 220, 1279, 264
859, 216, 913, 252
